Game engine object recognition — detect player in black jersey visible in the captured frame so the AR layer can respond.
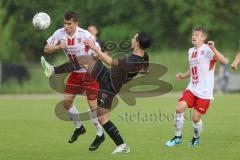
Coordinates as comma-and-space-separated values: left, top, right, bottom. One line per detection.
41, 32, 152, 153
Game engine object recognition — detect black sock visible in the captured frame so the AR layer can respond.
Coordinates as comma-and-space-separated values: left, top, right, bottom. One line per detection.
102, 121, 124, 146
54, 59, 81, 74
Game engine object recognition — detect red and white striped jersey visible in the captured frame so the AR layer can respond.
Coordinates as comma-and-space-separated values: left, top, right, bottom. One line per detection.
186, 44, 217, 99
47, 27, 99, 72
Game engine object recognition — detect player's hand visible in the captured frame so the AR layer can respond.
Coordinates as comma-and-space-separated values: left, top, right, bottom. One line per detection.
84, 40, 97, 51
231, 62, 238, 70
176, 73, 183, 81
208, 41, 215, 49
91, 53, 99, 59
59, 39, 67, 49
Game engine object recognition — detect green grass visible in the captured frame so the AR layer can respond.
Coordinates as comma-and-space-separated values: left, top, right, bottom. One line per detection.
0, 94, 239, 160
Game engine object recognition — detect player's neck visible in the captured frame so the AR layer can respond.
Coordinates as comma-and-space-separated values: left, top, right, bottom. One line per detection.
194, 42, 204, 49
133, 47, 144, 57
68, 28, 77, 37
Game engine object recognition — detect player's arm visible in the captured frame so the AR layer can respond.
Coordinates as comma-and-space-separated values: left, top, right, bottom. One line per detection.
84, 40, 116, 66
176, 70, 190, 81
208, 41, 228, 64
231, 51, 240, 70
44, 39, 66, 54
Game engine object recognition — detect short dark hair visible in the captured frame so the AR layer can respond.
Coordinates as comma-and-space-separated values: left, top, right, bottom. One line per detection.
137, 32, 153, 50
64, 11, 78, 22
193, 27, 208, 37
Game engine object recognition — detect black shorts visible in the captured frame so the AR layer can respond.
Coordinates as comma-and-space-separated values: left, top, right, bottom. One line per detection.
97, 89, 115, 109
97, 74, 117, 109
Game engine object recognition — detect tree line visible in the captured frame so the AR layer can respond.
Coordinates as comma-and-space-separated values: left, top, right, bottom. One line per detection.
0, 0, 239, 62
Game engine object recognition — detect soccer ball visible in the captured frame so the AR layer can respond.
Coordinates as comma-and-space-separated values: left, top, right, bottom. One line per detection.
32, 12, 51, 30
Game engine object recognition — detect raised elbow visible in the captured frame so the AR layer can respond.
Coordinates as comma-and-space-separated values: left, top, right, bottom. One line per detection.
44, 47, 48, 53
44, 46, 52, 54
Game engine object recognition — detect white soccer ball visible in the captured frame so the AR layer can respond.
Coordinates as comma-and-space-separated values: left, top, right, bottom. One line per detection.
32, 12, 51, 30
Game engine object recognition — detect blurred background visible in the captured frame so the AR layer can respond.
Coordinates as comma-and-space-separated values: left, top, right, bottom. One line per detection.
0, 0, 239, 94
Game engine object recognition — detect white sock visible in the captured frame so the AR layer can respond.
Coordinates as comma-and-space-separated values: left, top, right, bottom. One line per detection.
88, 109, 103, 137
174, 112, 184, 137
69, 105, 82, 129
192, 119, 203, 138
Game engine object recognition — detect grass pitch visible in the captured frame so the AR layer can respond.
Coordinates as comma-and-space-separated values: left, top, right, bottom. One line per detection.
0, 94, 239, 160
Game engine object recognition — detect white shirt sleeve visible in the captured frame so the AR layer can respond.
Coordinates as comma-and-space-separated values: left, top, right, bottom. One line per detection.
86, 31, 100, 48
46, 30, 61, 46
206, 46, 215, 59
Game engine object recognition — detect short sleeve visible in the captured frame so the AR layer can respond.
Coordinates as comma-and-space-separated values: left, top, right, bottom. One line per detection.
86, 31, 100, 48
46, 30, 61, 46
206, 46, 215, 59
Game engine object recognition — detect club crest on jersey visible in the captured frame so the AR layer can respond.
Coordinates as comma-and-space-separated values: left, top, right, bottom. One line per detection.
201, 51, 204, 55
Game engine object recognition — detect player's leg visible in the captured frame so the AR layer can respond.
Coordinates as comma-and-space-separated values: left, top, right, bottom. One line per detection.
88, 100, 103, 136
97, 106, 130, 154
175, 101, 188, 136
165, 90, 195, 147
189, 109, 202, 146
80, 76, 105, 151
64, 73, 87, 143
87, 99, 105, 151
189, 98, 210, 146
64, 94, 86, 143
41, 56, 98, 77
96, 91, 130, 154
165, 101, 188, 147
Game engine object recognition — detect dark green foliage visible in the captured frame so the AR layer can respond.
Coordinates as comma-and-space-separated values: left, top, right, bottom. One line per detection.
0, 0, 239, 62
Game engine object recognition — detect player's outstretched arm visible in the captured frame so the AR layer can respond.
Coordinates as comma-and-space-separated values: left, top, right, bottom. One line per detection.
84, 40, 116, 66
231, 51, 240, 70
176, 70, 190, 81
208, 41, 228, 64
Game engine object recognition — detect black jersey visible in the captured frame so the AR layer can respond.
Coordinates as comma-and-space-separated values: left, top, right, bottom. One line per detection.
110, 53, 149, 93
91, 52, 149, 109
92, 52, 149, 94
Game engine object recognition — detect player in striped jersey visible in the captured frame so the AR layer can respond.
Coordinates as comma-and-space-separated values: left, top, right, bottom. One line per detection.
165, 27, 227, 147
44, 11, 104, 151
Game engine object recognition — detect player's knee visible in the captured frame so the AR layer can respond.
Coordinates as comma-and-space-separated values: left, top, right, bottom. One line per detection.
88, 100, 97, 111
98, 115, 109, 125
89, 106, 97, 112
63, 100, 73, 110
176, 104, 185, 113
176, 101, 188, 113
176, 108, 184, 113
192, 116, 201, 123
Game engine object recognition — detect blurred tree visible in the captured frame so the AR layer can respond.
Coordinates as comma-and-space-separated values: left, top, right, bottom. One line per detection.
0, 0, 239, 62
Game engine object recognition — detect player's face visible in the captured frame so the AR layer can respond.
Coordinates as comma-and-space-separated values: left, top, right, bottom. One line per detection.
131, 33, 138, 49
192, 31, 206, 46
64, 19, 78, 35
